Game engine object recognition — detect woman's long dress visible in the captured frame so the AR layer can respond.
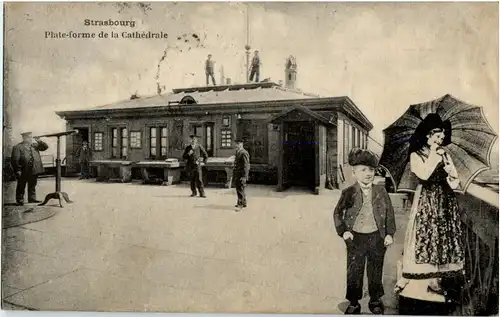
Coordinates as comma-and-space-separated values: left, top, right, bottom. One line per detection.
402, 153, 464, 279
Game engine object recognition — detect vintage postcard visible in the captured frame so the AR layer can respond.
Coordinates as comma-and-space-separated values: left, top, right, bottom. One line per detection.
2, 1, 499, 315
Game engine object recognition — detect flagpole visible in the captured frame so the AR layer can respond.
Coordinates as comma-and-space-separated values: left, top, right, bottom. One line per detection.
245, 5, 251, 83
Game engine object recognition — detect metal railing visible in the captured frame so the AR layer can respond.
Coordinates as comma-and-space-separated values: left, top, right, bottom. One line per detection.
456, 188, 499, 315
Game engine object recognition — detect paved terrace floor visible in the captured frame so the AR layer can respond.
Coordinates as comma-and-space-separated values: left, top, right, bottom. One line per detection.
2, 178, 407, 313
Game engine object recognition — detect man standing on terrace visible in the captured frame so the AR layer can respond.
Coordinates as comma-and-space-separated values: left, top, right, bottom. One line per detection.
11, 132, 49, 206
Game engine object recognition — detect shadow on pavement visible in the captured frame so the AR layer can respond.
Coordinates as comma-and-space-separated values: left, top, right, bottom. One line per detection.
194, 204, 238, 211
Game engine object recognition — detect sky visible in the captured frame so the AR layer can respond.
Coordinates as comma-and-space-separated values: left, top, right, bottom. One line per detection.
4, 2, 499, 156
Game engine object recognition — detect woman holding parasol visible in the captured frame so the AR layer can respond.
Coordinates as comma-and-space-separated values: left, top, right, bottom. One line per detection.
394, 113, 464, 294
380, 95, 497, 305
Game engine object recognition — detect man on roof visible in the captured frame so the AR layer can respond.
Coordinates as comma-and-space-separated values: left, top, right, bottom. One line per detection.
249, 50, 261, 83
205, 54, 216, 86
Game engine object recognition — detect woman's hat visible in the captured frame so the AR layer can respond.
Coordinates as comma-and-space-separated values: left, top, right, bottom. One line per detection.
348, 148, 379, 168
410, 113, 452, 151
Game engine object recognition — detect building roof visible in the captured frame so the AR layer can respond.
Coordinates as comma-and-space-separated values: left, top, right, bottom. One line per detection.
90, 82, 319, 111
270, 105, 335, 127
56, 82, 374, 130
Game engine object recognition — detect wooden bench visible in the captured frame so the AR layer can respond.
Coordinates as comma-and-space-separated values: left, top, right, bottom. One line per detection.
40, 155, 56, 177
180, 156, 235, 188
136, 159, 182, 185
41, 154, 55, 169
89, 160, 133, 182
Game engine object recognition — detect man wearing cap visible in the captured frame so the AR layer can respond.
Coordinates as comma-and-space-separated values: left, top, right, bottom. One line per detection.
182, 135, 208, 198
233, 138, 250, 209
11, 132, 49, 206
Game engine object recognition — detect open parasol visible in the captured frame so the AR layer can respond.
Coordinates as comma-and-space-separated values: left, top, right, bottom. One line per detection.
379, 94, 497, 194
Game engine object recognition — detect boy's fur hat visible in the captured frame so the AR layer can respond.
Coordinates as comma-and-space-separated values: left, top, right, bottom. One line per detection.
348, 148, 379, 168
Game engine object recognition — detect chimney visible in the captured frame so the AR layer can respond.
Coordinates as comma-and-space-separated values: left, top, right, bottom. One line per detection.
285, 55, 297, 89
220, 65, 225, 85
226, 78, 231, 85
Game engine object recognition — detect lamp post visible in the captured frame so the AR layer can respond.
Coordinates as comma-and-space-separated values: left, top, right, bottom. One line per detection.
245, 45, 251, 83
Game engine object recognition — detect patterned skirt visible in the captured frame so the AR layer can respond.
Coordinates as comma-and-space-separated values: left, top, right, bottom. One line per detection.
402, 183, 465, 279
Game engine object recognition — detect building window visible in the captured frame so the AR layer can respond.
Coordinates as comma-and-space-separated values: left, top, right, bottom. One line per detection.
222, 116, 230, 127
206, 125, 213, 153
93, 132, 103, 151
111, 128, 119, 158
150, 127, 157, 156
150, 126, 168, 159
237, 120, 268, 164
120, 128, 128, 158
130, 131, 141, 149
221, 129, 232, 148
351, 126, 356, 148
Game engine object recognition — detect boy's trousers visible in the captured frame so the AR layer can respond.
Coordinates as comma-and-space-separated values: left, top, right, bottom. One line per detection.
345, 231, 386, 302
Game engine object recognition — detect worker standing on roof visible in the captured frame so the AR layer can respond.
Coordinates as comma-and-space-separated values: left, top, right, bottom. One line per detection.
205, 54, 216, 86
249, 50, 261, 83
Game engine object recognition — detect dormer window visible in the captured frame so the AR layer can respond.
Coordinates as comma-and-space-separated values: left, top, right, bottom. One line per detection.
180, 96, 197, 104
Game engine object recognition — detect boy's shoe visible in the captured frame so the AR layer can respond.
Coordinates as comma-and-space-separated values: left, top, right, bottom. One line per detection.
345, 303, 361, 314
368, 300, 384, 315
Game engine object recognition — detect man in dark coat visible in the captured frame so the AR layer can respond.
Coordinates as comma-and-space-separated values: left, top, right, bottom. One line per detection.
233, 138, 250, 210
78, 141, 92, 179
11, 132, 49, 205
182, 135, 208, 198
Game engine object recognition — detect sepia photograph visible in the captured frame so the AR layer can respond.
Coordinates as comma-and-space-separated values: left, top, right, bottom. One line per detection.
2, 1, 499, 315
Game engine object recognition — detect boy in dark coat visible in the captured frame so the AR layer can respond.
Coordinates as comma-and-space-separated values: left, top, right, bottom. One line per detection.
182, 135, 208, 198
11, 132, 49, 205
333, 148, 396, 314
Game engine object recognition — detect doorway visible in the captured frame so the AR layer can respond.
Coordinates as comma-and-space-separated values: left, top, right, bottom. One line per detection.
283, 121, 316, 189
191, 123, 214, 157
205, 123, 214, 157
